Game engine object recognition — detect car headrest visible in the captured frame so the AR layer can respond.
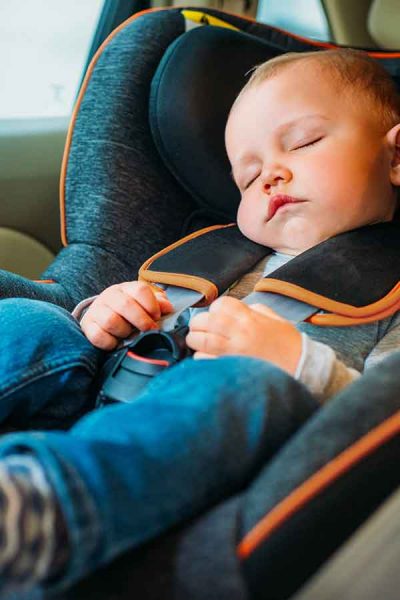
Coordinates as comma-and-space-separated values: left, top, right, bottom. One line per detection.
368, 0, 400, 49
150, 24, 400, 221
150, 25, 288, 221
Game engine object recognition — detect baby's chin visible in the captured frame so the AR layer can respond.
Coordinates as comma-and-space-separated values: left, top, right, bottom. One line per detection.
240, 221, 324, 255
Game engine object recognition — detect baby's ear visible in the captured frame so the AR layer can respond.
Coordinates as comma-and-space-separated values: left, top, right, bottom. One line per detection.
386, 123, 400, 186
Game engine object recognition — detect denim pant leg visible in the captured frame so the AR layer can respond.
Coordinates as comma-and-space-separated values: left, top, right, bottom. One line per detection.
0, 298, 104, 429
0, 355, 319, 591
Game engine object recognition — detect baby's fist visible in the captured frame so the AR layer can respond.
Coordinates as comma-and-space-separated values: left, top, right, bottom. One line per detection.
80, 281, 173, 350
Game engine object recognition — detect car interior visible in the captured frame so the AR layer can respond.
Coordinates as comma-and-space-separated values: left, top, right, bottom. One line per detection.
2, 1, 400, 599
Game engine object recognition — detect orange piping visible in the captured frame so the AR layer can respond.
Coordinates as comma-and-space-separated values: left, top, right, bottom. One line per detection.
33, 279, 55, 284
59, 7, 167, 247
139, 223, 234, 305
309, 300, 400, 326
139, 223, 234, 274
140, 270, 218, 306
238, 409, 400, 559
255, 279, 400, 319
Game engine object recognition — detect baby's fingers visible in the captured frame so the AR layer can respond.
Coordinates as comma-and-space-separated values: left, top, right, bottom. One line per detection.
186, 330, 229, 356
118, 282, 163, 322
154, 292, 174, 315
80, 318, 120, 351
86, 304, 135, 339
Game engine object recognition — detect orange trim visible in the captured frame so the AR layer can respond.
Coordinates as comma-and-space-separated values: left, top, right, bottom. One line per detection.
127, 350, 169, 367
309, 302, 400, 326
237, 409, 400, 560
59, 6, 167, 247
139, 223, 235, 306
255, 279, 400, 324
139, 271, 218, 306
33, 279, 55, 284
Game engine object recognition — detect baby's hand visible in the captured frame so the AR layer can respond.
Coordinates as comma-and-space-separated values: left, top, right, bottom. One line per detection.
80, 281, 174, 350
186, 296, 302, 375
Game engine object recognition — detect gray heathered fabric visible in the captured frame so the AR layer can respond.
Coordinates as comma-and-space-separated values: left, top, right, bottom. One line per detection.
241, 349, 400, 535
42, 10, 202, 309
62, 497, 248, 600
0, 10, 216, 311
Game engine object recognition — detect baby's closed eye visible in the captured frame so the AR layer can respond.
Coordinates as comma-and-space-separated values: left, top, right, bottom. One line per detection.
291, 136, 324, 151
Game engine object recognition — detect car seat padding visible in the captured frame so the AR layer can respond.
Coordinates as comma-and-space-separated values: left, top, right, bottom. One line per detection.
149, 25, 287, 220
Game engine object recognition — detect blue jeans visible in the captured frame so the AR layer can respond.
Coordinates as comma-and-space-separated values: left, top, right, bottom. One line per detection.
0, 298, 318, 591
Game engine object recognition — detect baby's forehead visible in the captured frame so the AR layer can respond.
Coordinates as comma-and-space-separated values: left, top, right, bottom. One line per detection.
229, 61, 370, 127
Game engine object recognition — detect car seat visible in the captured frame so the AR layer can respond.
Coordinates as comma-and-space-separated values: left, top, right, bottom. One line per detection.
5, 6, 400, 600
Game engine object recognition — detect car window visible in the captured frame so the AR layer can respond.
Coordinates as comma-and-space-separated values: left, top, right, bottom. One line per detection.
0, 0, 105, 119
257, 0, 331, 42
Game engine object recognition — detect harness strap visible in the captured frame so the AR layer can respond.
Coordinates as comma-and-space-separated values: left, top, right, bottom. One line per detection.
139, 222, 400, 328
158, 285, 319, 333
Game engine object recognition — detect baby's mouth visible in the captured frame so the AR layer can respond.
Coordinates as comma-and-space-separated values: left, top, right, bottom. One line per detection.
267, 194, 305, 221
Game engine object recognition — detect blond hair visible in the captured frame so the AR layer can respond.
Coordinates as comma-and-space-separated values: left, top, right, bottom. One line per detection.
235, 48, 400, 132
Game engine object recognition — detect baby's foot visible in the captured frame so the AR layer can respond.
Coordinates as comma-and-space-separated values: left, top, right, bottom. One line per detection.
0, 454, 69, 593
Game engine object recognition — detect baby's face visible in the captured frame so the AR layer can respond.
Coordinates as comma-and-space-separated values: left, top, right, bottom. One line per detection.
225, 61, 399, 254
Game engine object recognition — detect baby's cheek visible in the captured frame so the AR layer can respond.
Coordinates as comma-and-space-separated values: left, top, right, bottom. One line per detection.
237, 200, 262, 241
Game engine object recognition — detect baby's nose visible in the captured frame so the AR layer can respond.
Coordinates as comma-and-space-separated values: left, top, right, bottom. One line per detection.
262, 165, 292, 190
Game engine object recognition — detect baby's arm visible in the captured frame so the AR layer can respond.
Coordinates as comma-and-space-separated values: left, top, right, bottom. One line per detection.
295, 335, 360, 403
308, 313, 400, 402
186, 295, 363, 403
78, 282, 173, 350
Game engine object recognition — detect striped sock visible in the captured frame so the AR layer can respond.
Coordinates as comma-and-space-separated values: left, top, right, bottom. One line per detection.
0, 454, 69, 592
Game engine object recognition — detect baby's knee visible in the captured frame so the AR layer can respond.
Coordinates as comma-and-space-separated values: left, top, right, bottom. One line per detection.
0, 298, 77, 343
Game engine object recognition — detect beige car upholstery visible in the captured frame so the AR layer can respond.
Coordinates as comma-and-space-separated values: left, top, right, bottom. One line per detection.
0, 227, 54, 279
368, 0, 400, 49
322, 0, 376, 46
155, 0, 257, 17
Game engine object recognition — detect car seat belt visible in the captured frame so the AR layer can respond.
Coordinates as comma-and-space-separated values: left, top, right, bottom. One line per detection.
97, 221, 400, 406
157, 284, 319, 332
97, 285, 318, 407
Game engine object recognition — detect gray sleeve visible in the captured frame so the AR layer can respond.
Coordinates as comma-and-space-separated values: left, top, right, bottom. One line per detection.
71, 296, 98, 321
295, 333, 361, 404
296, 315, 400, 403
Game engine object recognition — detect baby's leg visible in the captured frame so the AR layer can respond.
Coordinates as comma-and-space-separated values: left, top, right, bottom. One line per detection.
0, 355, 318, 593
0, 298, 104, 429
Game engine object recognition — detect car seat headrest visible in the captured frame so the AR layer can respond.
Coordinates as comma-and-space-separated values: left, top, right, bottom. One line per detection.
149, 26, 285, 221
150, 24, 400, 222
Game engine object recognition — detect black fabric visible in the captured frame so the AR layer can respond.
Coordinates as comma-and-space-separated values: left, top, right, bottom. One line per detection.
266, 221, 400, 306
148, 226, 268, 296
147, 222, 400, 307
60, 497, 248, 600
150, 26, 301, 220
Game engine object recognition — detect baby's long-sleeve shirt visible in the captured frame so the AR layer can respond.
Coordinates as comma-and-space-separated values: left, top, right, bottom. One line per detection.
223, 252, 400, 404
72, 252, 400, 404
